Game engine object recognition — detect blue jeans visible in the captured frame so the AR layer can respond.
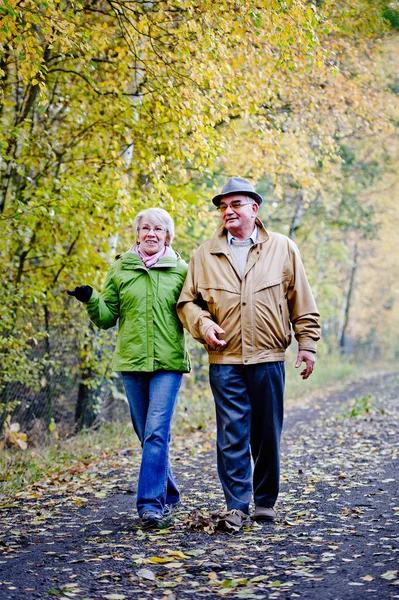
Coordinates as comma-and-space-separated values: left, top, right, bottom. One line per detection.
209, 362, 285, 513
121, 371, 182, 517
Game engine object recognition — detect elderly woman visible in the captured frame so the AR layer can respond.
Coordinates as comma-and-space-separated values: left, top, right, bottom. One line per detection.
68, 208, 190, 528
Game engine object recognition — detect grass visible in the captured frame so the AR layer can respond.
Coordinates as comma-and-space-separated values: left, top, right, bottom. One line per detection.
284, 352, 364, 403
0, 421, 137, 498
0, 354, 394, 499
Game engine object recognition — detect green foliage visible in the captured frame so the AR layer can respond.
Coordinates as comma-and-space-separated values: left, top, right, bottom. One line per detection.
339, 394, 387, 419
382, 2, 399, 29
342, 395, 372, 418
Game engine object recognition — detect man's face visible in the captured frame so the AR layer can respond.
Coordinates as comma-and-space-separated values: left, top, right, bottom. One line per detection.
219, 194, 259, 239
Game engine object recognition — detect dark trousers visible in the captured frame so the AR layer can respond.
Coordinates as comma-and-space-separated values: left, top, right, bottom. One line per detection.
209, 362, 285, 513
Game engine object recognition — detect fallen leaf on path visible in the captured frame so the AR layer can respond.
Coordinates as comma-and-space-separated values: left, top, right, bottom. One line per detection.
148, 556, 175, 564
137, 568, 156, 581
163, 561, 184, 569
165, 550, 190, 558
381, 571, 398, 581
183, 509, 215, 534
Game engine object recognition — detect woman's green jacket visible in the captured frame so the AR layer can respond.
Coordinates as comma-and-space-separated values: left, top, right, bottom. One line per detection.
85, 250, 190, 373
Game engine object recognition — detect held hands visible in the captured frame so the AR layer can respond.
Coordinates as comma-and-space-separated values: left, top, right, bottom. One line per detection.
205, 324, 227, 350
295, 350, 315, 380
67, 286, 93, 303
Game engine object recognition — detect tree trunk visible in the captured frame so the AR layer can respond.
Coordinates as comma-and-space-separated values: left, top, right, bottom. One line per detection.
289, 189, 305, 241
43, 304, 53, 428
75, 378, 97, 431
75, 323, 99, 431
340, 242, 358, 353
0, 384, 11, 432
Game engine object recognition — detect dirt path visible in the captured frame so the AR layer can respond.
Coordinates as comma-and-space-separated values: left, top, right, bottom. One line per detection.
0, 372, 398, 600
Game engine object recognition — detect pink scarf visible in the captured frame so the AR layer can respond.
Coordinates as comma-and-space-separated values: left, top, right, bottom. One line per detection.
136, 245, 167, 268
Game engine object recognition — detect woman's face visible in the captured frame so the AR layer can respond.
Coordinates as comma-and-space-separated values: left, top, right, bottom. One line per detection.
137, 220, 169, 255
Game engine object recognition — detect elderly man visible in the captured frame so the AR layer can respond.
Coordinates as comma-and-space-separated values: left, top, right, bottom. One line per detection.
177, 177, 320, 529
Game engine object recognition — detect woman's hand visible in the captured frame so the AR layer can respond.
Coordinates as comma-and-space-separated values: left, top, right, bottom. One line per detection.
67, 286, 93, 303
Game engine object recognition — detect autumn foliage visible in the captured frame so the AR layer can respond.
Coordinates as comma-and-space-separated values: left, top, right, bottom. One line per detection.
0, 0, 398, 433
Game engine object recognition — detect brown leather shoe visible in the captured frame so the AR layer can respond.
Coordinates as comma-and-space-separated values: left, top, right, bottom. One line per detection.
252, 506, 277, 521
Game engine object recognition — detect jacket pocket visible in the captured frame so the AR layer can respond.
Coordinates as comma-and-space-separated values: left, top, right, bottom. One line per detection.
197, 282, 240, 320
253, 277, 290, 350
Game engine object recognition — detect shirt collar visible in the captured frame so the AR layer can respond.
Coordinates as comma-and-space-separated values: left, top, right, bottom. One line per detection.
227, 225, 258, 246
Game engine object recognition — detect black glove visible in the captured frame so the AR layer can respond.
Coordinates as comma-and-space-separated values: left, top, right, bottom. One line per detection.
67, 285, 93, 303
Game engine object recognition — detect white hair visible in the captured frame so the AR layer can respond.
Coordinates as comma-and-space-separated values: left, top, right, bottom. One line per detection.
132, 208, 175, 244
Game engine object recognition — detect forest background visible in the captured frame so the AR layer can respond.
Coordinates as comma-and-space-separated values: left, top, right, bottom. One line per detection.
1, 0, 399, 450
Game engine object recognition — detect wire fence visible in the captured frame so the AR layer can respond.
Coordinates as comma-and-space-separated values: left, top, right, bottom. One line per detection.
0, 326, 130, 440
0, 328, 212, 444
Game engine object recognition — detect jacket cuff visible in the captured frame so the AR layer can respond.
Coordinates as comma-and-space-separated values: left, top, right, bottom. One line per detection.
199, 317, 215, 340
298, 338, 318, 353
86, 289, 99, 306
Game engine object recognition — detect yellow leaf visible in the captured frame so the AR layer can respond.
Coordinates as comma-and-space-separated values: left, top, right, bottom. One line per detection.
163, 562, 184, 569
4, 419, 28, 450
148, 557, 174, 564
165, 550, 190, 559
73, 497, 87, 507
15, 435, 28, 450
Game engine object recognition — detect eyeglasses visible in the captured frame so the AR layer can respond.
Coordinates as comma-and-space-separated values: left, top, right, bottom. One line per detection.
217, 200, 254, 213
140, 225, 166, 234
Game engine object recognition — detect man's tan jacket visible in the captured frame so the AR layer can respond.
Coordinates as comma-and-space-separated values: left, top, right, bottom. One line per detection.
177, 219, 320, 364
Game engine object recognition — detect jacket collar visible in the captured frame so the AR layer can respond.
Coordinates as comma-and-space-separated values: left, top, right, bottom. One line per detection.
210, 218, 269, 255
122, 245, 179, 269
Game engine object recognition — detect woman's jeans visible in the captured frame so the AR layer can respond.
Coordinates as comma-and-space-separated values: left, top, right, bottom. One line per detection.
121, 371, 182, 517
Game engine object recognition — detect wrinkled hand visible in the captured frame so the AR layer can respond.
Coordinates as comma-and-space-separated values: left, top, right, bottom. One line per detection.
295, 350, 315, 380
205, 324, 227, 350
67, 285, 93, 303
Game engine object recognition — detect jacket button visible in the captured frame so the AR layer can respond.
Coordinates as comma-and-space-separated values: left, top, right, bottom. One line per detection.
242, 301, 246, 306
244, 359, 248, 363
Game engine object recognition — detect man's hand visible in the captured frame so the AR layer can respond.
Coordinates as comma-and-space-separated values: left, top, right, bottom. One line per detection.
295, 350, 315, 380
67, 286, 93, 303
205, 324, 227, 350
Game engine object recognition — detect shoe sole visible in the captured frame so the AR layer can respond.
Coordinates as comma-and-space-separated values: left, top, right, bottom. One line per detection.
252, 515, 276, 522
141, 516, 173, 530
